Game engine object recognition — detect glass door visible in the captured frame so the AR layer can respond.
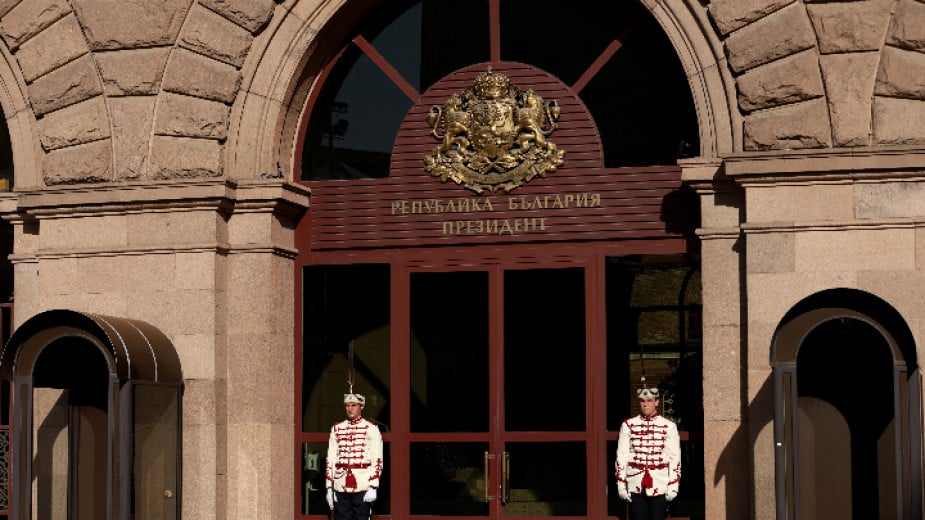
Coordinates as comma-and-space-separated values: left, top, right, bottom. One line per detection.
408, 264, 592, 519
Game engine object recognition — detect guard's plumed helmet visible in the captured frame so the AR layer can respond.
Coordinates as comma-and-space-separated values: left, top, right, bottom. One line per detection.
344, 393, 366, 405
636, 375, 659, 399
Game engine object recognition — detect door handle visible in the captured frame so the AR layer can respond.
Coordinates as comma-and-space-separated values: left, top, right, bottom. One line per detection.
484, 451, 495, 502
501, 451, 510, 504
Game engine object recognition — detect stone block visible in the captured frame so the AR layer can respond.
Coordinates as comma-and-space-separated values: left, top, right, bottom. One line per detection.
856, 181, 925, 219
169, 289, 217, 335
806, 0, 893, 54
0, 0, 21, 18
155, 92, 230, 140
795, 228, 916, 272
701, 238, 743, 328
72, 0, 190, 50
28, 54, 103, 116
916, 227, 925, 270
162, 48, 241, 104
42, 138, 113, 185
200, 0, 275, 33
708, 0, 794, 36
744, 98, 832, 150
747, 319, 778, 369
702, 324, 743, 421
109, 96, 155, 180
166, 210, 222, 245
148, 135, 223, 179
175, 252, 217, 290
180, 3, 254, 67
39, 96, 111, 151
702, 419, 751, 520
820, 52, 879, 146
96, 48, 169, 96
725, 3, 816, 73
16, 14, 88, 83
858, 270, 925, 322
747, 271, 859, 322
37, 257, 78, 296
747, 183, 854, 223
0, 0, 69, 50
872, 96, 925, 145
737, 50, 824, 112
174, 333, 217, 380
50, 218, 122, 250
886, 0, 925, 52
875, 45, 925, 100
747, 231, 795, 273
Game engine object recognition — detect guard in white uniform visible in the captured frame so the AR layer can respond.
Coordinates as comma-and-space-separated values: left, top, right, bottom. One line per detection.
615, 385, 681, 520
325, 392, 383, 519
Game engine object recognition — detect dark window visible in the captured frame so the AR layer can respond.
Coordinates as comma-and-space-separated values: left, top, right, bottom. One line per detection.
300, 0, 698, 180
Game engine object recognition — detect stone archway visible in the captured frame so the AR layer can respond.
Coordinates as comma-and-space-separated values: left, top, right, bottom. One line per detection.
772, 291, 923, 520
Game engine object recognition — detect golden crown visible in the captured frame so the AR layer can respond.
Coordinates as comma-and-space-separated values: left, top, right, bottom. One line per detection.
473, 69, 510, 99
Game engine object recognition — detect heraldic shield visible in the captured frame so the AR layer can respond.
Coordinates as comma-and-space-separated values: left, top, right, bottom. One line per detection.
424, 69, 566, 194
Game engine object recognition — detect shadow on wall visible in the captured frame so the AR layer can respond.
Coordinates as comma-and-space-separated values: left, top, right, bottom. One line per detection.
713, 376, 772, 519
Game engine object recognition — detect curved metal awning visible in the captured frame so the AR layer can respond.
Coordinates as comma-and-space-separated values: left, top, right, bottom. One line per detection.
0, 309, 183, 384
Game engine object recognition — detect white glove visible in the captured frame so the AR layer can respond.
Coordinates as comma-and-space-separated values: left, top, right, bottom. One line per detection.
666, 490, 677, 502
617, 485, 631, 502
363, 487, 378, 503
326, 488, 335, 510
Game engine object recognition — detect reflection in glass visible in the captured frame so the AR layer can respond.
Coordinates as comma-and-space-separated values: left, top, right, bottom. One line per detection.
134, 384, 181, 520
605, 255, 702, 432
505, 268, 585, 432
503, 442, 586, 516
410, 271, 489, 432
302, 264, 391, 433
410, 442, 488, 516
302, 441, 392, 516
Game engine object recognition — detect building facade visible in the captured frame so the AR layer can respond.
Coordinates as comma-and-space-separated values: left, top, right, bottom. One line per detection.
0, 0, 923, 519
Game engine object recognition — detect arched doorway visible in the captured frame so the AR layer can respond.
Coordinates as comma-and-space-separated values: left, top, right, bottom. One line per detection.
293, 1, 705, 518
772, 290, 923, 519
1, 309, 184, 520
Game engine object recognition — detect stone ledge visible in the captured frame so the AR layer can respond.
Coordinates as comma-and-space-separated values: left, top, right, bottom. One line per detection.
723, 146, 925, 184
14, 178, 310, 218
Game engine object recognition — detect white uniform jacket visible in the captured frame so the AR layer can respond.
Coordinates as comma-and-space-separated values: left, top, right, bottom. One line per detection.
326, 417, 383, 493
615, 414, 681, 499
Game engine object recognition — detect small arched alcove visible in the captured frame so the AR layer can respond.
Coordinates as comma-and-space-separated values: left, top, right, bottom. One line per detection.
0, 309, 183, 520
771, 289, 922, 520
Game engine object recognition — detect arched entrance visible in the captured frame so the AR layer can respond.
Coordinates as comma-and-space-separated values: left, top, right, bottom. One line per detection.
772, 290, 923, 519
1, 309, 184, 520
292, 1, 706, 518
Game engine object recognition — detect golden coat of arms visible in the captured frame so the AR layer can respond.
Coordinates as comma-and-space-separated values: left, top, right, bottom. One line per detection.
424, 69, 565, 194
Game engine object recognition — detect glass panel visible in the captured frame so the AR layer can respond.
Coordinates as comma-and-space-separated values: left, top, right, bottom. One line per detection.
302, 441, 391, 516
300, 0, 490, 180
134, 384, 180, 520
410, 442, 488, 515
0, 105, 11, 191
503, 442, 585, 516
505, 268, 585, 432
301, 47, 411, 180
410, 271, 489, 432
500, 0, 697, 167
606, 255, 702, 432
302, 264, 391, 433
